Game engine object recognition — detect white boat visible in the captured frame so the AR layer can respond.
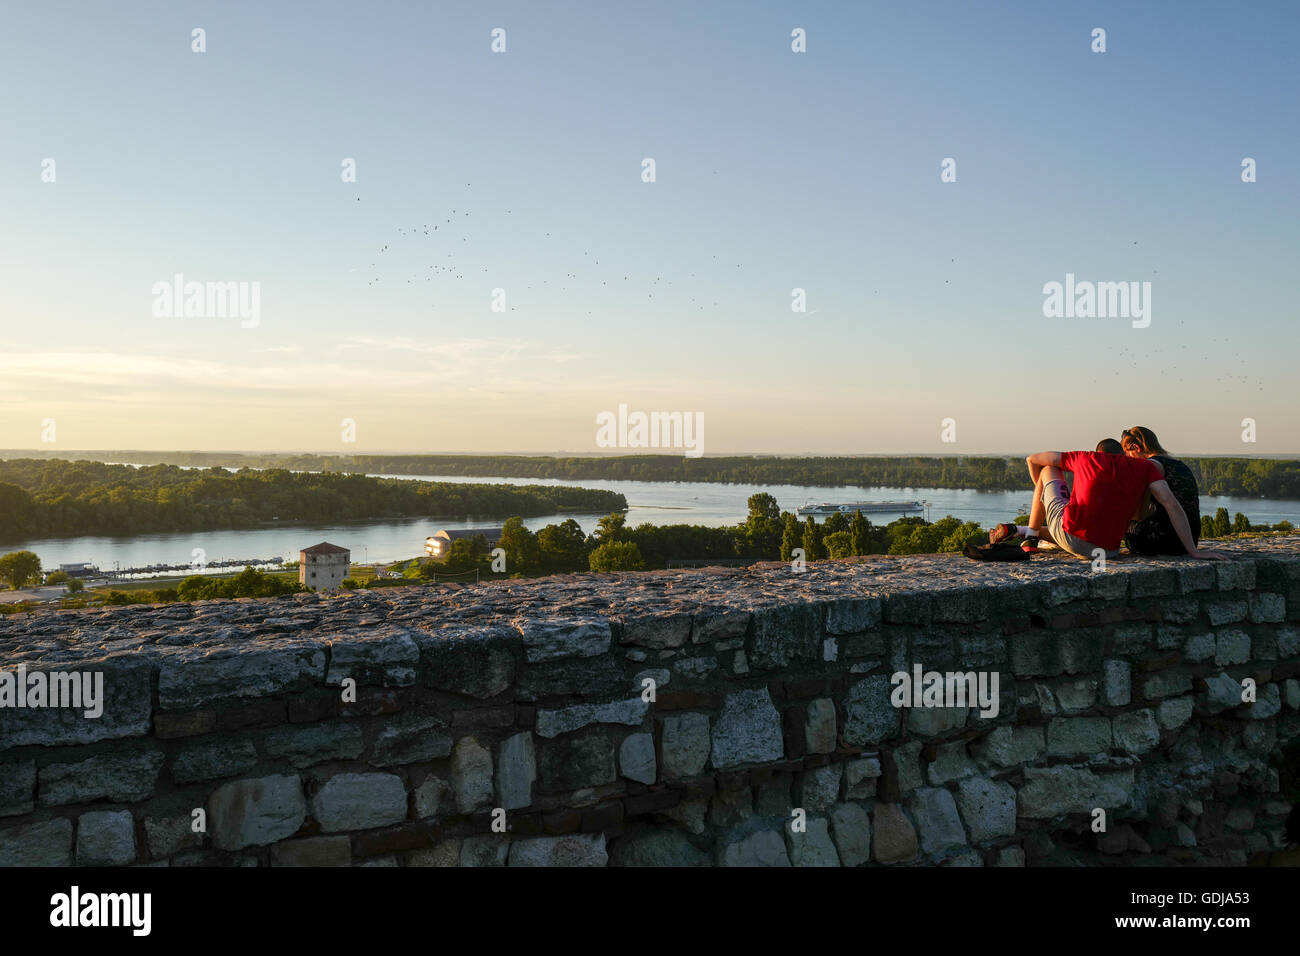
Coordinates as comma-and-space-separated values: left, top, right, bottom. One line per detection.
796, 500, 924, 517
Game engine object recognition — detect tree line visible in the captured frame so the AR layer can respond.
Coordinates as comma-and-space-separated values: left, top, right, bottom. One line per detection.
405, 494, 990, 577
0, 459, 626, 541
20, 450, 1300, 498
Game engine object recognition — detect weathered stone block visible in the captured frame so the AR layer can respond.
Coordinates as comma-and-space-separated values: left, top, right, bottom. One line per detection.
144, 812, 204, 858
496, 732, 537, 810
450, 737, 494, 812
930, 588, 989, 623
611, 829, 709, 866
619, 613, 690, 650
327, 628, 420, 687
1056, 678, 1098, 713
1173, 563, 1216, 593
271, 835, 351, 866
159, 642, 324, 709
871, 803, 917, 863
710, 688, 784, 768
796, 764, 842, 813
1046, 717, 1112, 756
784, 815, 839, 867
1215, 629, 1251, 665
1017, 767, 1133, 817
416, 627, 516, 699
311, 773, 405, 833
805, 698, 837, 754
842, 758, 881, 800
1, 657, 152, 750
1101, 660, 1131, 707
265, 720, 365, 769
975, 726, 1044, 767
172, 738, 258, 784
0, 759, 36, 816
1185, 632, 1215, 662
370, 713, 453, 766
1157, 696, 1194, 730
955, 777, 1016, 842
824, 598, 882, 634
76, 809, 136, 866
1113, 709, 1160, 754
520, 619, 611, 663
1206, 601, 1248, 626
1216, 562, 1256, 592
691, 609, 751, 644
748, 603, 822, 670
717, 823, 790, 867
39, 748, 164, 806
539, 733, 616, 792
927, 740, 977, 785
0, 818, 73, 866
909, 788, 967, 855
1130, 569, 1177, 598
536, 698, 648, 738
460, 833, 509, 866
906, 705, 968, 736
843, 675, 900, 745
618, 732, 657, 785
1143, 670, 1193, 700
660, 712, 710, 779
892, 740, 924, 794
507, 832, 608, 866
828, 801, 871, 866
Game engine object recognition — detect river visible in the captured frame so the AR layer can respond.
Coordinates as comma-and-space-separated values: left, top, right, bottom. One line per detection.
9, 472, 1300, 575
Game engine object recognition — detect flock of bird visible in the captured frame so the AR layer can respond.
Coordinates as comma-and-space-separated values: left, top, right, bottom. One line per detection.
347, 192, 1270, 396
352, 184, 739, 315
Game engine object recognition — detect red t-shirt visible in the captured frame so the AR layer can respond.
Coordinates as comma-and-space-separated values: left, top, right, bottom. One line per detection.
1059, 451, 1163, 551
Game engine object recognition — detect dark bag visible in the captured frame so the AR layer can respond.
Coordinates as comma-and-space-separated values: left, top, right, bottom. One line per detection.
963, 542, 1031, 562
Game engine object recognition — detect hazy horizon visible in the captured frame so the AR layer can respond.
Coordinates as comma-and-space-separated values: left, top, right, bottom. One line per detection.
4, 2, 1297, 455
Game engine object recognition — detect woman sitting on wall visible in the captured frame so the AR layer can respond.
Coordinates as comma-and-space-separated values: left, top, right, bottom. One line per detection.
1121, 426, 1202, 555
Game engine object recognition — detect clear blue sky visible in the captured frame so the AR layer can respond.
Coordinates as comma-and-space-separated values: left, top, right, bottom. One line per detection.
2, 0, 1296, 455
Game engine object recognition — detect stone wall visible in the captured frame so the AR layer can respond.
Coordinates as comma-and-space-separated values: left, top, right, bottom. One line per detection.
2, 537, 1299, 867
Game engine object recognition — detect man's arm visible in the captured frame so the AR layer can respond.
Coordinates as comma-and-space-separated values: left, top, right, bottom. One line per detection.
1025, 451, 1063, 485
1149, 480, 1225, 560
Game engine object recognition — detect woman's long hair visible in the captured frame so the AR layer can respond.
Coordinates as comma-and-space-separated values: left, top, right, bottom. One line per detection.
1121, 425, 1168, 457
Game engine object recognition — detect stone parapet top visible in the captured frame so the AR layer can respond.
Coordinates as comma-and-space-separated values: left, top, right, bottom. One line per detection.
1, 535, 1297, 668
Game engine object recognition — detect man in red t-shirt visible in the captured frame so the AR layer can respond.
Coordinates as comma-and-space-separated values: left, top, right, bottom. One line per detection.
990, 439, 1223, 560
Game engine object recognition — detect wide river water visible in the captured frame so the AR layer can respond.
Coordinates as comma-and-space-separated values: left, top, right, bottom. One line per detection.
10, 472, 1300, 575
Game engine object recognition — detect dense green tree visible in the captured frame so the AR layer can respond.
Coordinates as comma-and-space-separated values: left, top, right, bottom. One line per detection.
589, 541, 645, 571
594, 512, 631, 545
1201, 515, 1216, 540
0, 551, 41, 590
823, 511, 849, 536
537, 518, 589, 571
1233, 512, 1251, 533
824, 531, 853, 559
802, 517, 823, 560
746, 493, 781, 523
1213, 507, 1232, 537
27, 451, 1300, 499
498, 516, 541, 574
0, 459, 625, 541
780, 513, 802, 562
849, 511, 871, 555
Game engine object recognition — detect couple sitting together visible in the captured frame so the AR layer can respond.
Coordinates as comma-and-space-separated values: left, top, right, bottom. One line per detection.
990, 426, 1225, 561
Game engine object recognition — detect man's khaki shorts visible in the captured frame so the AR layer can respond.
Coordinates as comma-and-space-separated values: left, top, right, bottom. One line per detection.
1042, 479, 1119, 560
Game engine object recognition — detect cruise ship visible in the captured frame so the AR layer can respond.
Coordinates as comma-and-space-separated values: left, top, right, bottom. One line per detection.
796, 500, 925, 517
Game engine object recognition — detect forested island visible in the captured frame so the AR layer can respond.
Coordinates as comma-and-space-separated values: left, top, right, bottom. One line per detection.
8, 450, 1300, 498
0, 459, 626, 540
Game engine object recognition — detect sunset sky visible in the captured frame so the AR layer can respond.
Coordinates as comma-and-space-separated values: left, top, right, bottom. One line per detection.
2, 1, 1297, 456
